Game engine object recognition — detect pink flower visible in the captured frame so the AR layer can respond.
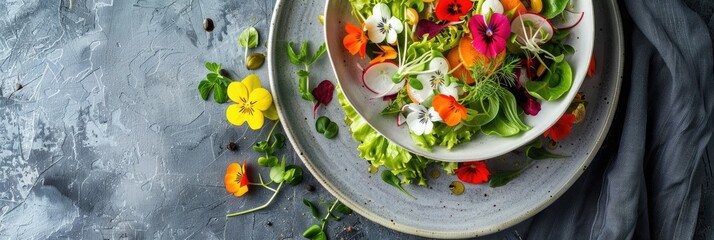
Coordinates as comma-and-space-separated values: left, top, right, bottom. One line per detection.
468, 14, 510, 58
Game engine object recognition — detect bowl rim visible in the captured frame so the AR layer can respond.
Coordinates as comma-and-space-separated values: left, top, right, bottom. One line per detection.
323, 1, 597, 162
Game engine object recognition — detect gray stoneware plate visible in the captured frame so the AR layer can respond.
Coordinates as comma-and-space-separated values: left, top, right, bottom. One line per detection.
268, 0, 623, 238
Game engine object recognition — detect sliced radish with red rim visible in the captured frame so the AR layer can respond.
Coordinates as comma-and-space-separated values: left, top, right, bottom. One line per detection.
551, 11, 584, 30
362, 61, 403, 97
511, 13, 554, 45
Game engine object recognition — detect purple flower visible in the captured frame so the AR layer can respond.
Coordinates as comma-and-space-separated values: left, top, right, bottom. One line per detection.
468, 14, 510, 58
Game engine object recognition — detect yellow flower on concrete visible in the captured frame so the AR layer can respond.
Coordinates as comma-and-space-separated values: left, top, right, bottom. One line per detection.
226, 74, 278, 130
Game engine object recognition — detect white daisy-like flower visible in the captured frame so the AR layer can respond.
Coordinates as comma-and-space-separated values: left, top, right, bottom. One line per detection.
404, 103, 441, 135
412, 57, 460, 103
364, 3, 404, 45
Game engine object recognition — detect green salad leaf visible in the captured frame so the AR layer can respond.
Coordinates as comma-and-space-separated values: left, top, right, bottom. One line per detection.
338, 87, 435, 185
526, 60, 573, 101
541, 0, 570, 19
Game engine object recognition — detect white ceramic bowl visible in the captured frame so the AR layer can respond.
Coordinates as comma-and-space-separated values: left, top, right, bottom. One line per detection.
324, 2, 594, 162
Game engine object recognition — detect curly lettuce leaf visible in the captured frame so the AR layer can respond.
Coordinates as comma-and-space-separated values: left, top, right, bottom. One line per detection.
338, 87, 434, 185
433, 25, 464, 52
410, 132, 437, 152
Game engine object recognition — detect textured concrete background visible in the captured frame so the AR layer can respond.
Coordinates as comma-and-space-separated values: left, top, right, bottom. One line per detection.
0, 0, 712, 239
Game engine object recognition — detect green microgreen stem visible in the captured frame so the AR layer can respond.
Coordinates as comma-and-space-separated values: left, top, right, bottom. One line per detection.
320, 200, 340, 229
226, 182, 284, 217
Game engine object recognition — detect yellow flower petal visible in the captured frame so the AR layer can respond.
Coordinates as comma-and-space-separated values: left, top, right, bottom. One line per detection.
227, 82, 248, 103
264, 103, 279, 120
241, 74, 262, 92
226, 104, 247, 126
246, 109, 265, 130
248, 88, 273, 111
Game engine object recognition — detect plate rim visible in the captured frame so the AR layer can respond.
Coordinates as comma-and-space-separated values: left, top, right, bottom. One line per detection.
267, 0, 624, 237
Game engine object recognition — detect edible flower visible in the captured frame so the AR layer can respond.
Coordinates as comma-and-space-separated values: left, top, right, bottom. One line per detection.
404, 103, 441, 135
414, 57, 459, 102
479, 0, 504, 16
468, 13, 510, 58
543, 113, 575, 142
369, 45, 398, 64
224, 160, 249, 197
432, 94, 467, 126
435, 0, 473, 21
343, 22, 368, 59
455, 161, 490, 184
226, 74, 278, 130
365, 3, 404, 44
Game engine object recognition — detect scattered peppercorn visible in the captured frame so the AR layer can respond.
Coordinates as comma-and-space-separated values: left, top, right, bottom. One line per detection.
227, 142, 238, 151
15, 83, 23, 91
306, 184, 315, 192
203, 18, 215, 32
266, 221, 272, 226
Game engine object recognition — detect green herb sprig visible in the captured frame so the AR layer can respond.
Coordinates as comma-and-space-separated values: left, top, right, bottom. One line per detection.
315, 116, 338, 139
302, 199, 353, 240
239, 27, 265, 70
488, 139, 567, 187
381, 170, 416, 199
198, 62, 232, 103
226, 121, 305, 217
287, 41, 327, 101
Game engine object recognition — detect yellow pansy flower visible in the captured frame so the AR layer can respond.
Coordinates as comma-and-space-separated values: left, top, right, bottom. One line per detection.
226, 74, 278, 130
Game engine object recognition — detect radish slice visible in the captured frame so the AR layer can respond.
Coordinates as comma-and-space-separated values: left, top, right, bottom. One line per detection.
396, 105, 409, 127
511, 13, 554, 45
362, 61, 402, 96
551, 11, 584, 30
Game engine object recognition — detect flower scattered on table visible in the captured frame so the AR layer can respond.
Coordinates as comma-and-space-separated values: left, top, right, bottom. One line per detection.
226, 74, 278, 130
469, 13, 510, 58
364, 3, 404, 44
435, 0, 473, 21
432, 94, 467, 126
543, 113, 575, 142
343, 22, 368, 59
455, 161, 490, 184
404, 103, 441, 135
224, 160, 249, 197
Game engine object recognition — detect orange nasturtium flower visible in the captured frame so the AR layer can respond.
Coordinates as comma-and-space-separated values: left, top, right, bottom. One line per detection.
224, 160, 249, 197
432, 94, 468, 126
226, 74, 278, 130
369, 45, 397, 64
343, 22, 368, 59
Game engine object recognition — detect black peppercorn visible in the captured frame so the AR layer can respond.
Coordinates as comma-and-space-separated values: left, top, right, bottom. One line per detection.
227, 142, 238, 151
203, 18, 215, 32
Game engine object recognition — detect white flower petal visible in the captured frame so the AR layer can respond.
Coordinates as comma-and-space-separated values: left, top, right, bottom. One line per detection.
428, 107, 442, 122
404, 103, 422, 113
406, 112, 426, 135
365, 16, 386, 43
439, 82, 460, 100
412, 74, 436, 103
373, 3, 391, 19
386, 29, 398, 45
429, 57, 450, 74
480, 0, 504, 16
388, 17, 403, 33
422, 121, 434, 135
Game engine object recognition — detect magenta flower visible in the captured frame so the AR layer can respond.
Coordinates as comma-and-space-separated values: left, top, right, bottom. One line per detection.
468, 14, 510, 58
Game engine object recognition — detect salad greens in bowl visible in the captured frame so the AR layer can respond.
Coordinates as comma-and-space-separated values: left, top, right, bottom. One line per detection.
325, 0, 593, 162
